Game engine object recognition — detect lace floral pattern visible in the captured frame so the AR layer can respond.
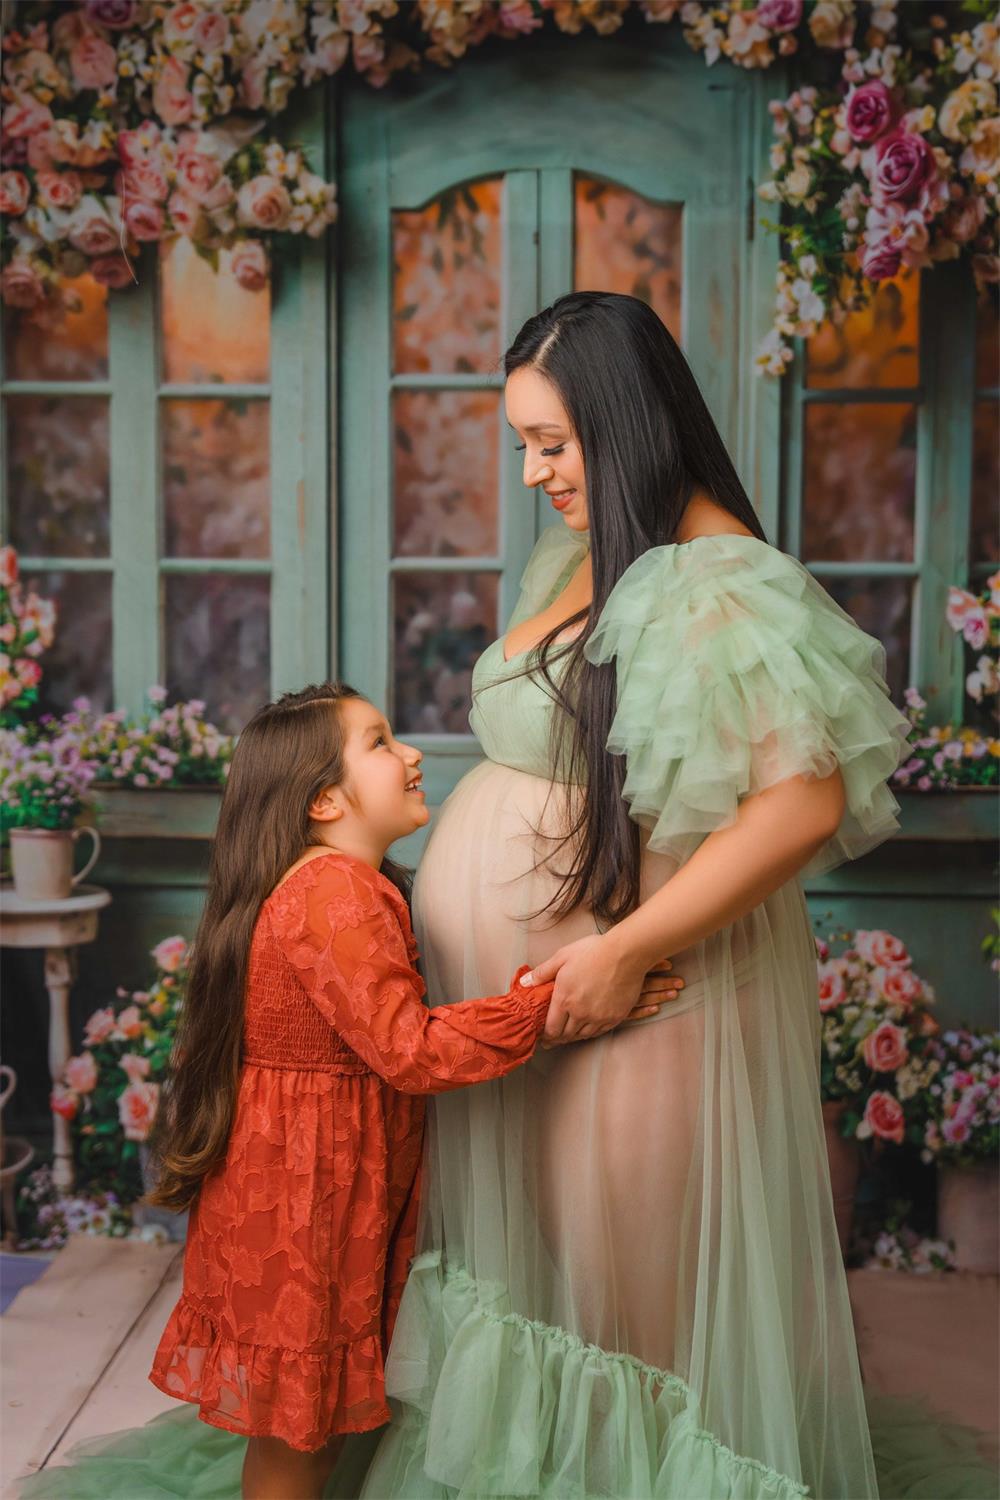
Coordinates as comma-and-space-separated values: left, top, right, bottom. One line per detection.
149, 851, 552, 1452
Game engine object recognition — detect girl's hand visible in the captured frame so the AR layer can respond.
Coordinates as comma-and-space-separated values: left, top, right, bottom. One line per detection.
522, 934, 684, 1045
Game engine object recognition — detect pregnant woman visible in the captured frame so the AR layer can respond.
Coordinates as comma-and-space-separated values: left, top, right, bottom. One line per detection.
359, 290, 914, 1500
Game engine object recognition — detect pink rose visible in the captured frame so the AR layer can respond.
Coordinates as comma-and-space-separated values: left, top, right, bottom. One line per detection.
756, 0, 802, 31
163, 3, 200, 46
68, 198, 119, 256
64, 1051, 98, 1094
89, 254, 134, 288
854, 930, 910, 969
83, 1005, 116, 1045
124, 196, 165, 242
845, 80, 895, 143
2, 97, 54, 141
817, 960, 846, 1012
115, 1004, 144, 1039
237, 174, 292, 231
864, 1090, 905, 1145
50, 1084, 78, 1121
36, 169, 83, 210
122, 162, 169, 203
0, 260, 44, 310
873, 129, 936, 205
167, 192, 202, 236
879, 967, 922, 1010
0, 171, 30, 215
176, 148, 223, 203
152, 934, 188, 973
0, 546, 19, 587
84, 0, 138, 28
120, 1052, 151, 1083
863, 1021, 908, 1074
118, 1079, 159, 1141
152, 56, 194, 127
70, 31, 118, 90
16, 658, 42, 688
861, 239, 902, 280
231, 238, 269, 291
238, 58, 266, 111
118, 124, 163, 169
193, 11, 229, 51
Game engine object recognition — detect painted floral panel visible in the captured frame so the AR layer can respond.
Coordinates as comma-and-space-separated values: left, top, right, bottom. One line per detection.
160, 240, 270, 385
806, 272, 919, 390
392, 571, 498, 734
30, 569, 113, 716
574, 175, 682, 343
802, 402, 916, 563
825, 575, 912, 705
164, 573, 270, 734
3, 275, 108, 381
162, 399, 270, 559
393, 390, 499, 558
7, 395, 110, 558
393, 179, 502, 375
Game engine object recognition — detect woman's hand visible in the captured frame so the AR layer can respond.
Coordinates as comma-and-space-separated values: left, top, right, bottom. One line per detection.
522, 933, 683, 1045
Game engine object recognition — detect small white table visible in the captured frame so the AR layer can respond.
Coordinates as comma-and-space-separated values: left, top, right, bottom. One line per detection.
0, 885, 112, 1191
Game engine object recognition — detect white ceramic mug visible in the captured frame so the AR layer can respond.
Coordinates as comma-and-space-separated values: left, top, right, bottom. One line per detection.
9, 826, 102, 901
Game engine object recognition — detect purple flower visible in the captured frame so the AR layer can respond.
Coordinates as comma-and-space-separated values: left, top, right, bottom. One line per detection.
845, 80, 895, 142
873, 129, 936, 205
757, 0, 802, 31
84, 0, 139, 28
861, 238, 902, 280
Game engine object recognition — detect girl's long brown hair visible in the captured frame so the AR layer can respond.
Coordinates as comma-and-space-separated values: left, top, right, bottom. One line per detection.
146, 682, 411, 1213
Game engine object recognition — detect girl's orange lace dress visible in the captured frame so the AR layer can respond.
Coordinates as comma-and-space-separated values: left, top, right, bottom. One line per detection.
148, 850, 552, 1452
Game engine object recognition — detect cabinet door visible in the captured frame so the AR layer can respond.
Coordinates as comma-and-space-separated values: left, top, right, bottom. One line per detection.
338, 30, 760, 818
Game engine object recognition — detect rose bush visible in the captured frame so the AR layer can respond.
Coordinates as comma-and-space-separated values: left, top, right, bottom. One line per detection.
0, 1, 995, 372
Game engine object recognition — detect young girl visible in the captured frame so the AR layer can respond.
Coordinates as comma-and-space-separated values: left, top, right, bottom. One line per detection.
143, 681, 673, 1500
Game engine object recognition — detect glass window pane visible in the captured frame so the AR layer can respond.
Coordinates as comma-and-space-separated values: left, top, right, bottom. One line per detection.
974, 285, 998, 391
393, 390, 499, 558
26, 570, 112, 716
6, 396, 110, 558
2, 275, 108, 381
162, 399, 270, 559
392, 571, 498, 734
574, 175, 682, 343
824, 575, 912, 705
392, 178, 502, 375
806, 272, 919, 390
160, 239, 270, 385
164, 574, 270, 734
802, 402, 916, 563
971, 399, 999, 565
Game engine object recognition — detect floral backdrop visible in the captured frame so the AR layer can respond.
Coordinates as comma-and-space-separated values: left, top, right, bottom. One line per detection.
0, 0, 996, 374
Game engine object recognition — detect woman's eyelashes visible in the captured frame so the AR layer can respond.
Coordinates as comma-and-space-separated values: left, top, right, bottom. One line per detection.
513, 443, 565, 456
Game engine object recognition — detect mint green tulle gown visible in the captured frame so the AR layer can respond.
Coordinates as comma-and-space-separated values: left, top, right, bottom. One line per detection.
14, 528, 998, 1500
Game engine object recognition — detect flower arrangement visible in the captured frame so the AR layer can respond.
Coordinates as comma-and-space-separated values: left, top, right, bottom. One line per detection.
48, 933, 188, 1205
919, 1027, 1000, 1167
51, 689, 233, 787
892, 574, 1000, 790
0, 545, 56, 728
14, 1162, 143, 1251
855, 1198, 956, 1272
1, 1, 996, 374
0, 721, 98, 831
816, 926, 941, 1145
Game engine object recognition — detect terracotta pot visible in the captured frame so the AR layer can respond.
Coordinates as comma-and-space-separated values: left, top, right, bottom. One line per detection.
9, 826, 100, 901
822, 1098, 860, 1257
937, 1162, 999, 1273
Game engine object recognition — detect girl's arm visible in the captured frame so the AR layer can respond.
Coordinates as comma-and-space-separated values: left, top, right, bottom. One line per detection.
272, 858, 555, 1093
523, 767, 846, 1044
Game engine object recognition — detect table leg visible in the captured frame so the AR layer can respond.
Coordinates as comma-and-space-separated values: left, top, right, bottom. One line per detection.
44, 946, 77, 1192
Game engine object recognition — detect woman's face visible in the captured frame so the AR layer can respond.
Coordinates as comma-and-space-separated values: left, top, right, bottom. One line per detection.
505, 366, 588, 532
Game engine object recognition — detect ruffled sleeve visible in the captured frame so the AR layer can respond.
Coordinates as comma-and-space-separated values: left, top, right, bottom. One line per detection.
269, 854, 554, 1093
505, 524, 590, 631
583, 535, 912, 877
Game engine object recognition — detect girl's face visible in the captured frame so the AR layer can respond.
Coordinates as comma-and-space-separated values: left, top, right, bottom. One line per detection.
505, 366, 588, 533
310, 697, 429, 861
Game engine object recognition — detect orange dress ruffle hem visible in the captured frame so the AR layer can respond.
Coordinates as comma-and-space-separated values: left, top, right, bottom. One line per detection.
149, 850, 552, 1453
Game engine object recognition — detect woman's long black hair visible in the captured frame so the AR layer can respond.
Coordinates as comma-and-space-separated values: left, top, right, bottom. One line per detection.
502, 290, 767, 926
